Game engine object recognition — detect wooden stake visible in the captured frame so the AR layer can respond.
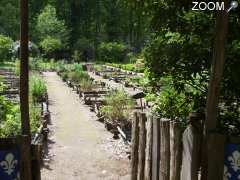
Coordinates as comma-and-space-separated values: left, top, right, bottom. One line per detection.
159, 119, 170, 180
145, 115, 153, 180
137, 113, 147, 180
170, 121, 182, 180
131, 112, 140, 180
152, 116, 160, 180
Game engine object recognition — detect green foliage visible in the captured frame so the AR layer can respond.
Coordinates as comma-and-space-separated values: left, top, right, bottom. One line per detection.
0, 34, 13, 61
68, 71, 90, 84
15, 59, 20, 75
40, 36, 62, 54
99, 42, 126, 62
30, 74, 47, 103
79, 79, 95, 92
0, 0, 19, 39
0, 96, 42, 137
36, 5, 69, 52
100, 90, 134, 124
72, 50, 82, 63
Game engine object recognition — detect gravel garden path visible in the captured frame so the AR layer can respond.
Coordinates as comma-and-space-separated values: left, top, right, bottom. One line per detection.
41, 72, 130, 180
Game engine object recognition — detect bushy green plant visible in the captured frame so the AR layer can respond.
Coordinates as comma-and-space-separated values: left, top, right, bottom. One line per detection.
100, 90, 134, 124
0, 96, 42, 137
99, 42, 126, 62
72, 50, 82, 63
0, 34, 13, 61
0, 96, 21, 137
68, 71, 90, 84
40, 36, 62, 54
30, 74, 47, 102
79, 79, 95, 91
14, 59, 20, 75
30, 104, 42, 133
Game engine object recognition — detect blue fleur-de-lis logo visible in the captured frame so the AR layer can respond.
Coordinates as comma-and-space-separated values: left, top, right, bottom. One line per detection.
0, 153, 18, 175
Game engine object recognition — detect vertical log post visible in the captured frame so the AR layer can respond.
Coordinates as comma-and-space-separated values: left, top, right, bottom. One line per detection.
181, 113, 202, 180
170, 121, 182, 180
131, 112, 140, 180
159, 119, 170, 180
20, 0, 32, 179
203, 1, 228, 179
137, 113, 147, 180
145, 115, 153, 180
20, 135, 32, 180
207, 134, 226, 180
152, 116, 160, 180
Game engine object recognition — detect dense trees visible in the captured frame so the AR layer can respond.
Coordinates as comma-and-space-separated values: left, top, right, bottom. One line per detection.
36, 5, 69, 55
0, 0, 150, 59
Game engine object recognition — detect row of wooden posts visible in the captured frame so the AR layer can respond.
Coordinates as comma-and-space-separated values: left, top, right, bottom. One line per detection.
131, 111, 211, 180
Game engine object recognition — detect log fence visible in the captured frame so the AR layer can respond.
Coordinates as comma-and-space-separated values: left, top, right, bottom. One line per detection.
130, 112, 206, 180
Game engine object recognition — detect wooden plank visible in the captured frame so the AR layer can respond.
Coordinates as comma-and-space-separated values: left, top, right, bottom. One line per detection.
137, 112, 147, 180
144, 114, 153, 180
131, 112, 140, 180
207, 134, 226, 180
159, 119, 170, 180
152, 117, 160, 180
180, 124, 201, 180
170, 121, 182, 180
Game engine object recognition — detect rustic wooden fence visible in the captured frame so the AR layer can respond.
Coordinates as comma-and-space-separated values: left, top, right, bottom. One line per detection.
131, 112, 205, 180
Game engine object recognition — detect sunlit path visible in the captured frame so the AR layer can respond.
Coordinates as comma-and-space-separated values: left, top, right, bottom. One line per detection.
41, 72, 130, 180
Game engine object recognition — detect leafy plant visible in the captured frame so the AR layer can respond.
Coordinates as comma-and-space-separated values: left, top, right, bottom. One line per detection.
0, 34, 13, 61
79, 79, 95, 91
100, 90, 134, 124
99, 42, 126, 62
30, 74, 47, 103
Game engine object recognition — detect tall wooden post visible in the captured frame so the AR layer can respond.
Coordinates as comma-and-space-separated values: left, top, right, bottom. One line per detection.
20, 0, 32, 179
202, 3, 228, 179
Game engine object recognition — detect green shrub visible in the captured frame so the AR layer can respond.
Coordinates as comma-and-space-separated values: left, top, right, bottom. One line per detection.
40, 36, 62, 54
99, 42, 126, 62
0, 34, 13, 61
14, 59, 20, 75
79, 79, 95, 91
30, 74, 47, 102
72, 50, 82, 63
0, 96, 42, 137
68, 71, 89, 84
100, 90, 134, 124
0, 96, 21, 137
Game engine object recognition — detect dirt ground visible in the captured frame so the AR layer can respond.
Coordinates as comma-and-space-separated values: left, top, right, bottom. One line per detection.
41, 72, 130, 180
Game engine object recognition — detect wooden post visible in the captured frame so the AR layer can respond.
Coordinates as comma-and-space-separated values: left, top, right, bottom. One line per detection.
20, 136, 32, 180
20, 0, 32, 179
145, 115, 153, 180
137, 113, 147, 180
159, 119, 170, 180
170, 121, 182, 180
207, 134, 226, 180
203, 3, 228, 179
20, 0, 30, 136
181, 114, 202, 180
31, 144, 42, 180
131, 112, 140, 180
152, 116, 160, 180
